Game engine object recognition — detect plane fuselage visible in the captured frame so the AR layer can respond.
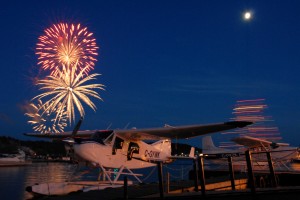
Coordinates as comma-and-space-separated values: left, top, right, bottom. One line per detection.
73, 136, 172, 169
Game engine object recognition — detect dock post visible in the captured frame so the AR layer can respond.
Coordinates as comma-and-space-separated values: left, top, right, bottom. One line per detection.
227, 156, 236, 190
245, 150, 256, 195
157, 161, 164, 198
166, 172, 170, 193
266, 151, 277, 187
124, 176, 128, 199
193, 157, 199, 192
197, 155, 206, 197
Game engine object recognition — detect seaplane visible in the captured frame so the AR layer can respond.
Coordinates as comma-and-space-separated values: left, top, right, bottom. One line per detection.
24, 118, 252, 195
201, 135, 300, 171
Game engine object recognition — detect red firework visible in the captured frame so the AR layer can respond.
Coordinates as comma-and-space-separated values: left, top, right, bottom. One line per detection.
36, 23, 98, 75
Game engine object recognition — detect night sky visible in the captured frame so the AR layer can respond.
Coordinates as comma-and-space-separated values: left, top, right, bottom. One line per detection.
1, 0, 300, 147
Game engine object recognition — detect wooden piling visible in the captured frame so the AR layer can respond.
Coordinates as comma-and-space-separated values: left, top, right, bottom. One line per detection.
227, 156, 236, 190
266, 151, 277, 187
245, 150, 256, 195
193, 157, 199, 192
197, 155, 206, 197
166, 172, 170, 193
157, 162, 164, 198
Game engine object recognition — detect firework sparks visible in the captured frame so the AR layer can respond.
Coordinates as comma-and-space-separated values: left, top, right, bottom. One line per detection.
33, 61, 104, 124
25, 99, 68, 133
36, 23, 98, 75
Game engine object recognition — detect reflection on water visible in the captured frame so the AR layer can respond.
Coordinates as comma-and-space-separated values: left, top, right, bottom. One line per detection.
0, 160, 192, 200
0, 163, 77, 200
1, 161, 299, 200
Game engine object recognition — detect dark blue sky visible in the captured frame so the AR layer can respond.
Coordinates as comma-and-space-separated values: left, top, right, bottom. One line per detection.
1, 0, 300, 147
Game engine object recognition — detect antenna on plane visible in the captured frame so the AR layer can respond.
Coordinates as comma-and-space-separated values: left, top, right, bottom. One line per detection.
124, 122, 131, 129
106, 123, 112, 130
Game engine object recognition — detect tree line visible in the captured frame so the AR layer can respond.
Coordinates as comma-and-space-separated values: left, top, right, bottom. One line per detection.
0, 136, 66, 156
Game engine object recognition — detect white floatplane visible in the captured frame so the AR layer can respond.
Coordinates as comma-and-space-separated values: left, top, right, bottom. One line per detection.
24, 119, 251, 195
202, 135, 300, 171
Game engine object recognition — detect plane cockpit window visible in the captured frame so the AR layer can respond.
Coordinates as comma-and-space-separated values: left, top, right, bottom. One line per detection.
112, 136, 124, 155
104, 132, 114, 144
92, 131, 113, 144
114, 137, 124, 149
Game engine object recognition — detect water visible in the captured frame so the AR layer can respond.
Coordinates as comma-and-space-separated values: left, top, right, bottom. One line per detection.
0, 162, 77, 200
0, 160, 193, 200
3, 161, 297, 200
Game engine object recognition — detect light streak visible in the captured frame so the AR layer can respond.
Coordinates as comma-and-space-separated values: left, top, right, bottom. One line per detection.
224, 99, 282, 142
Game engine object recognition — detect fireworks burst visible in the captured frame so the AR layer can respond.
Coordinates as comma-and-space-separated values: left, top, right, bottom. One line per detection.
36, 23, 98, 75
33, 61, 105, 124
25, 99, 68, 133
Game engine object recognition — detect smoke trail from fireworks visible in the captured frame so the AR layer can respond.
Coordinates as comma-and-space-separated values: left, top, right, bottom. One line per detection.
25, 99, 68, 133
36, 23, 98, 75
33, 61, 104, 124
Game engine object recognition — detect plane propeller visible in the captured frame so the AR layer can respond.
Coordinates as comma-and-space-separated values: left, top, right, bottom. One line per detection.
72, 116, 83, 137
63, 116, 84, 144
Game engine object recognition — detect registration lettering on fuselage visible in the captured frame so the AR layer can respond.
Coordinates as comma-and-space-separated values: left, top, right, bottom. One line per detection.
144, 150, 160, 158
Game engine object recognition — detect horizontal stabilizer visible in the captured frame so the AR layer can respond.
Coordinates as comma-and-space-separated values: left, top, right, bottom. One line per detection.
232, 136, 290, 148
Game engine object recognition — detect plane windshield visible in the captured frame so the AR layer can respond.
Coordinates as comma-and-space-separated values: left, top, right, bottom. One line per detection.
91, 131, 113, 144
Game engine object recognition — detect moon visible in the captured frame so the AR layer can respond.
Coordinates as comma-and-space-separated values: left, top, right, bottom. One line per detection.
243, 11, 252, 21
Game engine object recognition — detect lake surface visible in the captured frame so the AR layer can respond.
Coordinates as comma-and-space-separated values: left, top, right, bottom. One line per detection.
0, 162, 78, 200
0, 161, 193, 200
1, 161, 299, 200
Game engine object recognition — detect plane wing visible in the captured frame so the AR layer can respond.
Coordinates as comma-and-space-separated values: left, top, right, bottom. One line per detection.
115, 121, 252, 141
24, 121, 252, 141
232, 136, 289, 148
23, 130, 113, 139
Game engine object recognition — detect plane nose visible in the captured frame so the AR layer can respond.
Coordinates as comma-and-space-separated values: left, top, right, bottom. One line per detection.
73, 144, 94, 162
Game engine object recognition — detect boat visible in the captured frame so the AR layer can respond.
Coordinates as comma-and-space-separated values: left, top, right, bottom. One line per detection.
26, 180, 132, 196
0, 149, 29, 166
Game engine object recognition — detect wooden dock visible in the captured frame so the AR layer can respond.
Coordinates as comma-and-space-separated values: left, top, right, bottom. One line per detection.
38, 182, 300, 200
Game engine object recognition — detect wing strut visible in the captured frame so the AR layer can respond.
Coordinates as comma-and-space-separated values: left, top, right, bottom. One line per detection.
98, 163, 143, 184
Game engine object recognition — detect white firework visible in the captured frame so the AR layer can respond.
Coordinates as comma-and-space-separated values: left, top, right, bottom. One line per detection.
25, 99, 68, 133
33, 61, 105, 124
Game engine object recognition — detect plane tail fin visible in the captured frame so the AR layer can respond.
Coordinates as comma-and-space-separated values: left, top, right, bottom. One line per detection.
202, 136, 218, 150
202, 136, 229, 154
